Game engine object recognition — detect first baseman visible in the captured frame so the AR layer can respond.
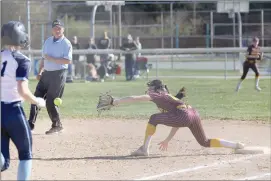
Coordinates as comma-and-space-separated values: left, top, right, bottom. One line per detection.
236, 37, 262, 92
1, 21, 46, 180
109, 80, 245, 156
28, 19, 72, 134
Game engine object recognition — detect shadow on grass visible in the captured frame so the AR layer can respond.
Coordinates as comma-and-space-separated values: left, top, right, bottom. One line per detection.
32, 153, 232, 161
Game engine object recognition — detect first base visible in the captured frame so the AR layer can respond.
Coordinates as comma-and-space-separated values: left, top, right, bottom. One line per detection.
235, 146, 270, 154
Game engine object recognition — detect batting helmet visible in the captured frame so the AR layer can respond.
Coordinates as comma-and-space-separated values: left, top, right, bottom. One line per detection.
1, 21, 29, 47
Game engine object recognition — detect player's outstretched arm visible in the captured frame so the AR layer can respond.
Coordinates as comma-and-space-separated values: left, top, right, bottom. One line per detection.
113, 95, 151, 106
17, 81, 45, 107
97, 94, 151, 112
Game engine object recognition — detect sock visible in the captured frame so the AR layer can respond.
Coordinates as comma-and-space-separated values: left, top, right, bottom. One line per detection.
143, 123, 156, 150
236, 79, 243, 89
17, 160, 32, 181
210, 139, 238, 149
1, 153, 5, 170
255, 77, 260, 87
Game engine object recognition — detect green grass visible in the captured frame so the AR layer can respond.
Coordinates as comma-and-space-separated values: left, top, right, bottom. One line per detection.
23, 77, 271, 122
147, 69, 241, 76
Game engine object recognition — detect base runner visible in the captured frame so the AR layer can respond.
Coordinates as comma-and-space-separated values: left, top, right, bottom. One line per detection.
97, 80, 245, 156
1, 21, 46, 180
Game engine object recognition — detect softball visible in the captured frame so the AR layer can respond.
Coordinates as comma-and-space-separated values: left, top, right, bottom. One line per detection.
54, 98, 62, 106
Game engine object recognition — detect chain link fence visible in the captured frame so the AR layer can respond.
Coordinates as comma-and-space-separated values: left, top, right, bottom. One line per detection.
56, 9, 271, 49
2, 1, 270, 49
2, 1, 271, 80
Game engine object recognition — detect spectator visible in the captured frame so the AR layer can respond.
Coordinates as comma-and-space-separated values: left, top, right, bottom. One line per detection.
97, 31, 111, 50
85, 37, 98, 81
134, 36, 142, 78
120, 34, 138, 81
97, 31, 111, 78
71, 36, 83, 80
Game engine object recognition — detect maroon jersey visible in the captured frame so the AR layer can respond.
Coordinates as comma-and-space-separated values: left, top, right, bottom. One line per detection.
147, 90, 211, 148
148, 91, 188, 113
246, 44, 261, 63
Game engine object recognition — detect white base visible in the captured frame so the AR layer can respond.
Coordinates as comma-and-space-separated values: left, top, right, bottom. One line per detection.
235, 146, 270, 155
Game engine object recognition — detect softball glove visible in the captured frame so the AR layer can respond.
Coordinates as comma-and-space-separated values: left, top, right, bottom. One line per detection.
175, 87, 186, 100
96, 92, 114, 113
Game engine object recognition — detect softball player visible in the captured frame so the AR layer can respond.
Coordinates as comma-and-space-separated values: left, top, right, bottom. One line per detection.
111, 80, 245, 156
28, 19, 72, 134
236, 37, 262, 92
1, 21, 45, 180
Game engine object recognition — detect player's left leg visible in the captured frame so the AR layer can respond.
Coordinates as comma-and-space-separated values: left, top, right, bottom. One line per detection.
2, 102, 33, 180
1, 102, 11, 172
236, 61, 250, 92
189, 110, 244, 149
8, 103, 33, 180
250, 63, 261, 91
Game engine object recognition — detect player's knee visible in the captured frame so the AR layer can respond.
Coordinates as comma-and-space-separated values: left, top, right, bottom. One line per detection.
255, 72, 260, 77
198, 139, 211, 147
18, 151, 32, 161
241, 74, 246, 80
1, 158, 10, 172
148, 114, 158, 126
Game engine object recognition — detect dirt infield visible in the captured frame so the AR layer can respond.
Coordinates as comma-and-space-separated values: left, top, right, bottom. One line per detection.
2, 119, 270, 180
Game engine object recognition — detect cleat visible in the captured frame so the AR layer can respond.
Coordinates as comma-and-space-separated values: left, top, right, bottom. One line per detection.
255, 86, 261, 91
130, 146, 149, 156
45, 126, 63, 135
236, 142, 245, 149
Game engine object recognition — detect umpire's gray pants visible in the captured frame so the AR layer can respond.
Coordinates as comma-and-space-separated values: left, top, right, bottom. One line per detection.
29, 69, 67, 127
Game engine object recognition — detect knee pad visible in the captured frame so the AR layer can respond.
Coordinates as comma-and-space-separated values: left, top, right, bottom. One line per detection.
1, 158, 10, 172
18, 151, 32, 161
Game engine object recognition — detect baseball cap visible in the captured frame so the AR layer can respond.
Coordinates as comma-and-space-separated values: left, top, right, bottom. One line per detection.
52, 20, 64, 28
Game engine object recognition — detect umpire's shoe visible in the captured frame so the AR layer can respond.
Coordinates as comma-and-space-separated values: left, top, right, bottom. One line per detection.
45, 125, 63, 135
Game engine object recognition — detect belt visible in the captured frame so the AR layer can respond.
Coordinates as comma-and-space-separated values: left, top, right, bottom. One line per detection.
158, 105, 192, 113
1, 101, 22, 105
246, 60, 256, 63
177, 104, 191, 110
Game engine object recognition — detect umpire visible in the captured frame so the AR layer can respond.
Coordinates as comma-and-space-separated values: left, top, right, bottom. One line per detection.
28, 19, 72, 135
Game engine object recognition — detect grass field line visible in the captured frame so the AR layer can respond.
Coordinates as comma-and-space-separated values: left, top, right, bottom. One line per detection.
236, 173, 271, 180
133, 154, 267, 180
147, 75, 271, 79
